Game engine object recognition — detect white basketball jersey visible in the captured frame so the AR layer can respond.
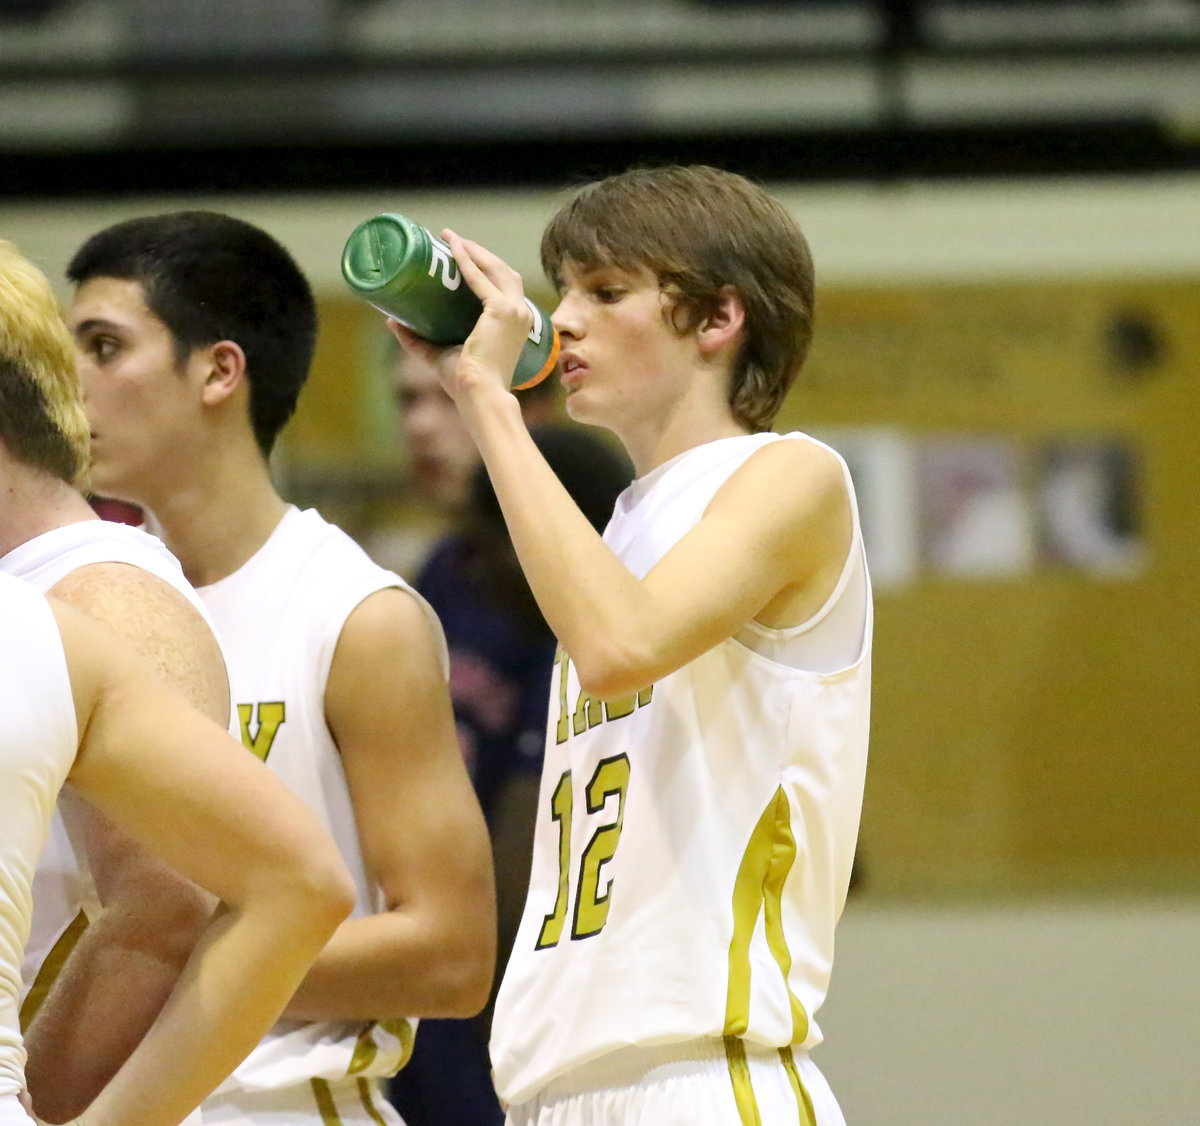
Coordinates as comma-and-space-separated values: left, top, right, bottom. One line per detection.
198, 506, 447, 1097
0, 574, 79, 1098
0, 519, 220, 1006
491, 433, 873, 1106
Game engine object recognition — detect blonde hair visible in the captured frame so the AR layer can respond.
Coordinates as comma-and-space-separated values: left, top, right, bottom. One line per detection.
0, 240, 90, 486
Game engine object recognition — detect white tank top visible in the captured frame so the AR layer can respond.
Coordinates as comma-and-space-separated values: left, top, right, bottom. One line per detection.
0, 519, 220, 1005
490, 432, 873, 1105
0, 574, 79, 1097
0, 519, 210, 622
198, 506, 447, 1095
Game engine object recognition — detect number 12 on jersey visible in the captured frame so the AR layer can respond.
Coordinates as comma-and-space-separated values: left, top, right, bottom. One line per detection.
536, 754, 631, 949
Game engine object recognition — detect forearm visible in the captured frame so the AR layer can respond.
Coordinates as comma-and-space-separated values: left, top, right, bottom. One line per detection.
282, 908, 494, 1022
24, 896, 210, 1123
80, 900, 336, 1126
461, 388, 649, 692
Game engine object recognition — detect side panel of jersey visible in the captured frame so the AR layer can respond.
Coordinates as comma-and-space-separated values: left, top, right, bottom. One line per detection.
199, 507, 445, 1095
0, 574, 79, 1096
491, 434, 873, 1106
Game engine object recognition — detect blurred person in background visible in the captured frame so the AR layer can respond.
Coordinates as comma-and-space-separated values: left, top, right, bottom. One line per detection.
61, 211, 496, 1126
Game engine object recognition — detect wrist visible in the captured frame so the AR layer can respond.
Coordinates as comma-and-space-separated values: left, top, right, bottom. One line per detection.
459, 379, 522, 437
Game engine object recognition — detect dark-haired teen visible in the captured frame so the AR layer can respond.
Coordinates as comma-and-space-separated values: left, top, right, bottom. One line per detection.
63, 212, 496, 1126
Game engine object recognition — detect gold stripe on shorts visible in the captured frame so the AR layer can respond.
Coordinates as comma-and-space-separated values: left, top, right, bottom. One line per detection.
358, 1078, 388, 1126
311, 1077, 343, 1125
724, 1038, 819, 1126
779, 1047, 817, 1126
723, 1036, 762, 1126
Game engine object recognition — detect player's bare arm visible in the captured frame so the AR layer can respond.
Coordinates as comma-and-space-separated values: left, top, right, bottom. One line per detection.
49, 561, 230, 718
453, 416, 850, 699
24, 560, 229, 1121
393, 234, 853, 700
280, 586, 497, 1022
49, 598, 354, 1126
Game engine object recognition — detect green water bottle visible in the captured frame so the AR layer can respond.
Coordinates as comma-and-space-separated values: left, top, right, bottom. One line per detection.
341, 212, 559, 390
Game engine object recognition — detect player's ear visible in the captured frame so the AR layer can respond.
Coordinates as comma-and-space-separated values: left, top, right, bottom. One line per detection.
697, 286, 745, 356
200, 340, 248, 406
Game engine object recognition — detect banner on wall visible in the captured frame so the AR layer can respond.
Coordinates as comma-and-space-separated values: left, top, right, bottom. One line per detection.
787, 278, 1187, 590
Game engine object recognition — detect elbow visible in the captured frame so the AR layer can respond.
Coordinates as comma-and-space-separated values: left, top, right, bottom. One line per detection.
575, 667, 643, 703
316, 866, 358, 934
457, 935, 498, 1018
572, 637, 659, 702
288, 856, 357, 943
438, 938, 496, 1019
420, 899, 498, 1018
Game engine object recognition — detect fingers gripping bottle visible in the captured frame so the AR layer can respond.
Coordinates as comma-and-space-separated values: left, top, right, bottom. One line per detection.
341, 212, 559, 390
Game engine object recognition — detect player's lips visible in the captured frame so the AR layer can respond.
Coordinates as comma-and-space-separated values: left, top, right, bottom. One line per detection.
559, 352, 587, 387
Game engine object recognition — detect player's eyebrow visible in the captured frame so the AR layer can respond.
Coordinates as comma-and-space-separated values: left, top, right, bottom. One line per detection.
71, 317, 124, 337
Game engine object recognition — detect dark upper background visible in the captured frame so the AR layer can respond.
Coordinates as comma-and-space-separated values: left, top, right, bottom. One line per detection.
2, 0, 1199, 198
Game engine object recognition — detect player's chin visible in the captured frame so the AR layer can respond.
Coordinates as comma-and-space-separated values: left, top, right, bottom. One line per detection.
562, 385, 596, 423
91, 456, 156, 508
85, 462, 122, 498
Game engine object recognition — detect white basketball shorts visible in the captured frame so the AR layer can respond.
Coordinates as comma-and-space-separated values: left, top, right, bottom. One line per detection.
505, 1038, 845, 1126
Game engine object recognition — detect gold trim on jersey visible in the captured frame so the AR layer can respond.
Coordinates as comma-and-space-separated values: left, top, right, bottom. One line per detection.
724, 786, 809, 1041
19, 908, 88, 1029
722, 786, 815, 1124
347, 1017, 415, 1075
310, 1076, 392, 1125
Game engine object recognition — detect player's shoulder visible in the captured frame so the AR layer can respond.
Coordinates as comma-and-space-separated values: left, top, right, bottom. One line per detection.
745, 431, 845, 474
718, 433, 848, 510
50, 559, 197, 621
270, 507, 441, 655
284, 506, 391, 576
251, 508, 387, 610
341, 582, 440, 651
49, 561, 222, 682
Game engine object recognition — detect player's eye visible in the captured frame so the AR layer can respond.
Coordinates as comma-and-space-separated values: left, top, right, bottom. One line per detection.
92, 336, 120, 362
